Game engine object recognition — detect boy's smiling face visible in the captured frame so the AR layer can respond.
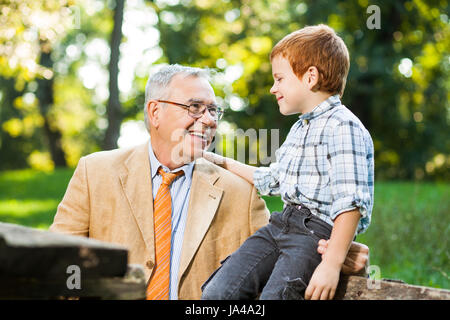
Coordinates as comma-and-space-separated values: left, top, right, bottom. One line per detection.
270, 55, 308, 115
270, 54, 321, 115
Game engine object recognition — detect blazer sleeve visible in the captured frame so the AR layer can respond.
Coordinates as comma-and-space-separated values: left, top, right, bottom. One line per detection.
248, 186, 270, 235
49, 156, 90, 237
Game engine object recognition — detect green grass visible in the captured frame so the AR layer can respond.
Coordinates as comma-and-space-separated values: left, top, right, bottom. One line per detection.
0, 168, 449, 289
0, 169, 73, 229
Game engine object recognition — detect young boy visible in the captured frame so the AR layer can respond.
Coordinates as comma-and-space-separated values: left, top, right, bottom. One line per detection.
201, 24, 374, 300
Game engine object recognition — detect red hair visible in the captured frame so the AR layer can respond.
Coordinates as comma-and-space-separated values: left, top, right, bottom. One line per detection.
270, 24, 350, 97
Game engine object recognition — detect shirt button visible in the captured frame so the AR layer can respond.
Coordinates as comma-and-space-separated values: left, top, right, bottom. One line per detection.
146, 260, 154, 269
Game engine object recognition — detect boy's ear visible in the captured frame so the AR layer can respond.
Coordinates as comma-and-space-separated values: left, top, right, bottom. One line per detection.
305, 66, 320, 91
147, 100, 161, 129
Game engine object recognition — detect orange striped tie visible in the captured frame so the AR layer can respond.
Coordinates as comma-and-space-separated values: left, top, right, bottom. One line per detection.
146, 167, 184, 300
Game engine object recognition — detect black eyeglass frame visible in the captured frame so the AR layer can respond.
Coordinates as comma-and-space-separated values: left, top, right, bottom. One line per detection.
156, 99, 224, 121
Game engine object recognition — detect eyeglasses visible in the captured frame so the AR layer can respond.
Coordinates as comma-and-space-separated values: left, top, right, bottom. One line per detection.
156, 99, 224, 121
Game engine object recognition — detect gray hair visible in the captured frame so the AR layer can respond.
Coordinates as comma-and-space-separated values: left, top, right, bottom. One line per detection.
144, 64, 211, 131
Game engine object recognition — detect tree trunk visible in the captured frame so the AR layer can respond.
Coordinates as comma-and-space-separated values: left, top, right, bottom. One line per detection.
103, 0, 125, 150
36, 42, 67, 167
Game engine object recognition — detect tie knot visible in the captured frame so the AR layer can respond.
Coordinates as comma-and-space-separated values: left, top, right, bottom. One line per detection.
158, 167, 184, 186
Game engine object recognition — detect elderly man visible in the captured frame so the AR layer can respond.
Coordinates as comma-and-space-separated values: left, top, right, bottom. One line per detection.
50, 64, 368, 300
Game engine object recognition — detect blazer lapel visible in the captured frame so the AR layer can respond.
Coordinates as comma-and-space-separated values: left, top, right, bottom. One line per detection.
118, 142, 155, 261
178, 158, 223, 287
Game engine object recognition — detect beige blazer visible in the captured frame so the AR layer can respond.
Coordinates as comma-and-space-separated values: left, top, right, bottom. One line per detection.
49, 142, 270, 299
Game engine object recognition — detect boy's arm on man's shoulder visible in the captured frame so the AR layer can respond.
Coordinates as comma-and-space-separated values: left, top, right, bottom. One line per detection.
203, 151, 257, 185
203, 151, 281, 196
49, 157, 90, 237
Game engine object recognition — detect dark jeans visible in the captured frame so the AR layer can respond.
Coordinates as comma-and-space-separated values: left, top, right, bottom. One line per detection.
201, 205, 332, 300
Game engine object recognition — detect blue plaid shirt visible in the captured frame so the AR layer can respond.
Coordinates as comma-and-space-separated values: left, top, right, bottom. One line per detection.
254, 95, 374, 234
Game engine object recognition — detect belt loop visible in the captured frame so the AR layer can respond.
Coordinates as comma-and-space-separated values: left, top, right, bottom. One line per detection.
302, 205, 312, 218
306, 207, 312, 218
294, 203, 308, 217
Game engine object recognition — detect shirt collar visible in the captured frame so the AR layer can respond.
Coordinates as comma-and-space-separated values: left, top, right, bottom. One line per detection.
299, 94, 341, 122
148, 139, 194, 179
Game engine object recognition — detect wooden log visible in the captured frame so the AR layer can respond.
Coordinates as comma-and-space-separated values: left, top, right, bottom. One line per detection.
0, 264, 147, 300
0, 222, 128, 278
335, 275, 450, 300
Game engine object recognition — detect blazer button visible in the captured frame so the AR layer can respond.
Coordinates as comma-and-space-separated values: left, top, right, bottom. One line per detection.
146, 260, 154, 269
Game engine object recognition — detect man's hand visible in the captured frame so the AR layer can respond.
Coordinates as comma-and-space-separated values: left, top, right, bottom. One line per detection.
305, 260, 340, 300
317, 239, 369, 275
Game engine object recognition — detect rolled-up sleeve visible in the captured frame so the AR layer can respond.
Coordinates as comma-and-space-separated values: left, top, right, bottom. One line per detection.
253, 162, 281, 196
328, 121, 373, 233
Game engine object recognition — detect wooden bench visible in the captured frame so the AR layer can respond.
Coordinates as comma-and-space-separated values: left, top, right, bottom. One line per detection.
0, 222, 448, 300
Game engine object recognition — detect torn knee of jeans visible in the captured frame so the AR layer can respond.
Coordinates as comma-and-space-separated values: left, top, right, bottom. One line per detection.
282, 277, 308, 300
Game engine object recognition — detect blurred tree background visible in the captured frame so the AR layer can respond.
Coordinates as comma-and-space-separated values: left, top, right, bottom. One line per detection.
0, 0, 448, 179
0, 0, 449, 288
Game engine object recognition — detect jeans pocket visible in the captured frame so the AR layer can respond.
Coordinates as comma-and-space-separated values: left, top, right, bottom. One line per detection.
302, 216, 332, 242
201, 255, 231, 292
282, 277, 308, 300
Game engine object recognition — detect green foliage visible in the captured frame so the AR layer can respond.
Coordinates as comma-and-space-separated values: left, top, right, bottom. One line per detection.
0, 0, 449, 179
0, 0, 112, 169
151, 0, 450, 181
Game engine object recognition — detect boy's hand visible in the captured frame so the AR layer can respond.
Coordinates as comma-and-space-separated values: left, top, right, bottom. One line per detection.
202, 151, 257, 185
307, 209, 361, 300
202, 151, 226, 166
304, 260, 341, 300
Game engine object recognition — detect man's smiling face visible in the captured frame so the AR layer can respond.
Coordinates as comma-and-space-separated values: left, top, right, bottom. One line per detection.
149, 74, 218, 167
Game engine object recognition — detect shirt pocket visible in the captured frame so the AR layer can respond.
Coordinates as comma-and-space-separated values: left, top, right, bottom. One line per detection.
295, 142, 330, 199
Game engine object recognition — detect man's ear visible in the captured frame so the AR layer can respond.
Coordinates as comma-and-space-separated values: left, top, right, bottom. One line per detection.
305, 66, 320, 91
147, 100, 161, 129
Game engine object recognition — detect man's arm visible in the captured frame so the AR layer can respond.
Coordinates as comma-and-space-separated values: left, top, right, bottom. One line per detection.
49, 157, 90, 236
317, 239, 369, 275
305, 209, 361, 300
